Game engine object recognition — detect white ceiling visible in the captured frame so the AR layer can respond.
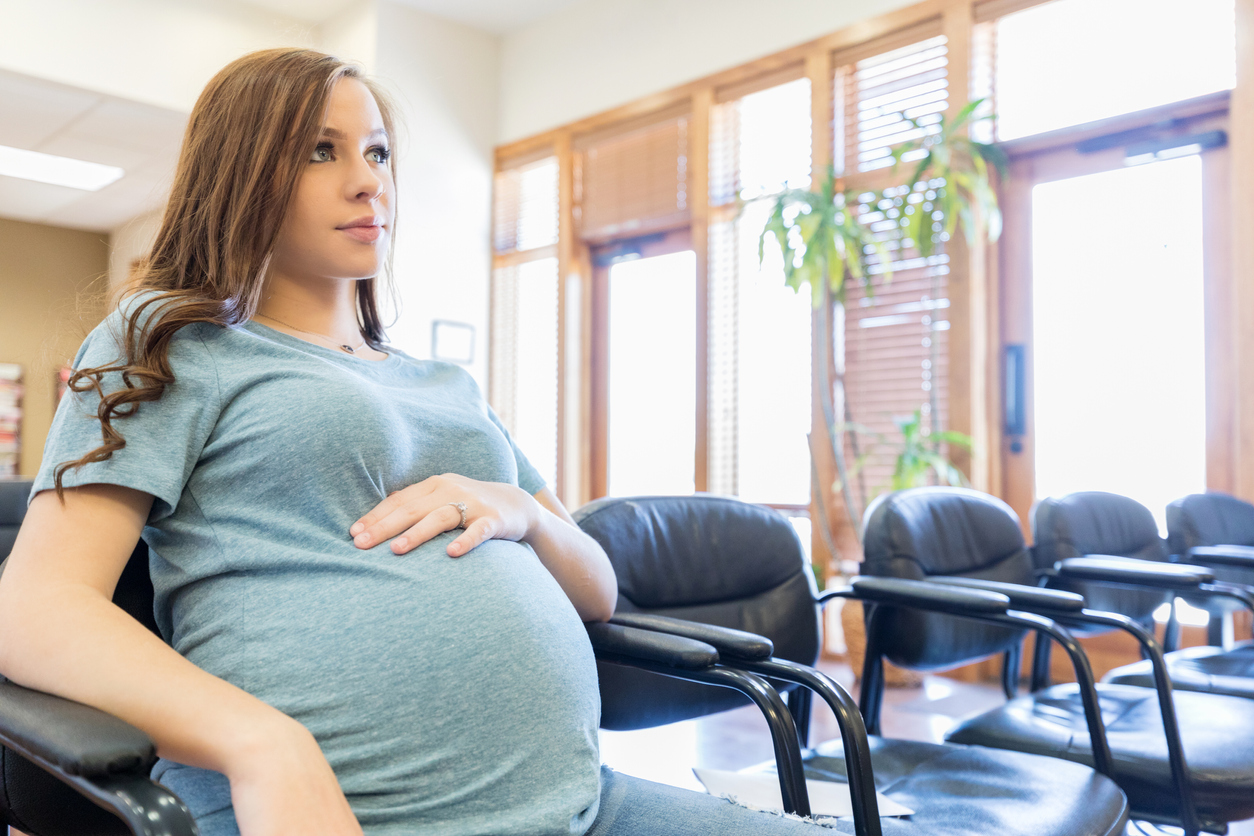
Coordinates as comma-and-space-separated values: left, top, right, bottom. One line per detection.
240, 0, 582, 34
0, 69, 186, 233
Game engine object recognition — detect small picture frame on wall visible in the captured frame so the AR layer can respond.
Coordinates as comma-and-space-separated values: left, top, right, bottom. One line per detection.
431, 320, 475, 365
0, 363, 23, 478
56, 365, 73, 406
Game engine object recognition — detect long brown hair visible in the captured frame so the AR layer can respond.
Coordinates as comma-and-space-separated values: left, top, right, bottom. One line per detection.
54, 48, 399, 496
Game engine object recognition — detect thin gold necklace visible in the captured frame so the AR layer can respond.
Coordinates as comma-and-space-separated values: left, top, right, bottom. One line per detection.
254, 313, 367, 354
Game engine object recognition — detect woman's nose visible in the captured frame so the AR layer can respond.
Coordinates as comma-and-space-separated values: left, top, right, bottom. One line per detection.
347, 155, 386, 201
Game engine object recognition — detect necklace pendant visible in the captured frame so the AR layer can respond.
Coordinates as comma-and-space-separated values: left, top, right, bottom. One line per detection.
341, 344, 355, 353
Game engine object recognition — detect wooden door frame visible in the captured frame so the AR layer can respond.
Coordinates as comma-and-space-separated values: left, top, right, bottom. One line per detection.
589, 227, 695, 500
996, 93, 1233, 528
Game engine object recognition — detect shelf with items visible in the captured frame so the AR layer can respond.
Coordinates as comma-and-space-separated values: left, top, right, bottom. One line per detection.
0, 363, 21, 478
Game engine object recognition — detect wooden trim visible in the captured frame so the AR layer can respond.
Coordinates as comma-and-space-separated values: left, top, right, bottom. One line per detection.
1232, 0, 1254, 501
495, 0, 951, 160
692, 89, 713, 493
495, 143, 557, 170
941, 1, 990, 488
491, 244, 559, 269
714, 61, 806, 104
830, 16, 945, 67
997, 90, 1231, 160
1204, 142, 1236, 495
806, 48, 838, 570
972, 0, 1055, 24
555, 133, 574, 504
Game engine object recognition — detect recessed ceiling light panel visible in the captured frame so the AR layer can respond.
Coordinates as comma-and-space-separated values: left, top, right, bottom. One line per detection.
0, 144, 125, 191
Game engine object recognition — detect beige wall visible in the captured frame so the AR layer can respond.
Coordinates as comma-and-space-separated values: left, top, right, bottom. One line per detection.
0, 218, 109, 477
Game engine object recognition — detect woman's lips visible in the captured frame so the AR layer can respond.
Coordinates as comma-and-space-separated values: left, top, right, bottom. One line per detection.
340, 225, 383, 243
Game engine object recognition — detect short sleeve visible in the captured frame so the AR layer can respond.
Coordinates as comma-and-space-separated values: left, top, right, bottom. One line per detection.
486, 405, 549, 496
31, 306, 222, 522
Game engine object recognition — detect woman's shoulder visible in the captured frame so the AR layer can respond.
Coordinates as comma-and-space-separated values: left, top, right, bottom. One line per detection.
77, 290, 221, 368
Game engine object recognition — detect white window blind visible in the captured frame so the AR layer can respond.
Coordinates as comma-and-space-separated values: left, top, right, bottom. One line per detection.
830, 26, 954, 501
835, 27, 949, 174
841, 187, 951, 499
575, 109, 691, 242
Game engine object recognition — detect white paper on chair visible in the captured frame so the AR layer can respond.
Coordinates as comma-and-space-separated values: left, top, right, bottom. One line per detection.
693, 768, 914, 819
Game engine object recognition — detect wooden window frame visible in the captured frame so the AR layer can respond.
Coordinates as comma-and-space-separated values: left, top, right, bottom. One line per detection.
491, 0, 1254, 553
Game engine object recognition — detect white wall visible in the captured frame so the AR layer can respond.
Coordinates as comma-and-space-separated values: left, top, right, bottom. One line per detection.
375, 2, 500, 385
497, 0, 916, 143
108, 208, 163, 290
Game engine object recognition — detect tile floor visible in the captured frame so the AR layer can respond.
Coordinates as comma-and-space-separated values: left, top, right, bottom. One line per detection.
598, 659, 1254, 834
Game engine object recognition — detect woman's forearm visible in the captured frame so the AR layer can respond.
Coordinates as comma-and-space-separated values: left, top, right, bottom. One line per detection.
521, 503, 617, 622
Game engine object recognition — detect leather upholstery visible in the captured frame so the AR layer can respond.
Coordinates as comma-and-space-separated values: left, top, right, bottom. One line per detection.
574, 495, 821, 730
1031, 493, 1170, 627
805, 736, 1128, 836
945, 683, 1254, 823
1168, 492, 1254, 592
0, 479, 33, 560
1103, 642, 1254, 699
860, 487, 1029, 670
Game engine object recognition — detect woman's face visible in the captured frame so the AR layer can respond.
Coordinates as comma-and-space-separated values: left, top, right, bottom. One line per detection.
269, 77, 395, 286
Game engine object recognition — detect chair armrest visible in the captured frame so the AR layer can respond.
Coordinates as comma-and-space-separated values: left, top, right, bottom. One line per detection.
927, 576, 1086, 613
0, 679, 156, 779
608, 613, 773, 661
1056, 556, 1214, 590
821, 576, 1010, 615
586, 622, 719, 670
1187, 545, 1254, 568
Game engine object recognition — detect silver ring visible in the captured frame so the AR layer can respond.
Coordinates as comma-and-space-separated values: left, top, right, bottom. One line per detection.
447, 501, 468, 529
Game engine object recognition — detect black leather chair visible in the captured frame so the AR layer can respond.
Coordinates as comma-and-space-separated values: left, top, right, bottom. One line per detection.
859, 486, 1254, 836
576, 494, 1130, 836
0, 478, 32, 560
1035, 491, 1254, 701
1168, 491, 1254, 645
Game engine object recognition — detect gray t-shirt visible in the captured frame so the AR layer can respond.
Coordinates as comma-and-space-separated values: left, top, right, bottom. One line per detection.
32, 296, 602, 836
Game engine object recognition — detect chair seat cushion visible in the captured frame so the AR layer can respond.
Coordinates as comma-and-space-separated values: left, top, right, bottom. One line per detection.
944, 683, 1254, 824
801, 735, 1128, 836
1103, 642, 1254, 699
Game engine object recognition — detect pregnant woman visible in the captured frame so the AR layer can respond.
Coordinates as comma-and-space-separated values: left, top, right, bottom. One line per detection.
0, 48, 824, 835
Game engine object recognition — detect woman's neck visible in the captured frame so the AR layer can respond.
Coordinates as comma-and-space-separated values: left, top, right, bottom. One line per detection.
256, 274, 362, 345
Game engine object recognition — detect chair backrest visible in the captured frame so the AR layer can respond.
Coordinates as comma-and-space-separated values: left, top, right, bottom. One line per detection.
1031, 491, 1170, 623
1167, 491, 1254, 554
574, 494, 820, 731
0, 479, 33, 560
0, 480, 156, 836
860, 486, 1029, 671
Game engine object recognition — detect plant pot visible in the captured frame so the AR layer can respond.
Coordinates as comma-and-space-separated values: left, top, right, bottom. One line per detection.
839, 598, 924, 688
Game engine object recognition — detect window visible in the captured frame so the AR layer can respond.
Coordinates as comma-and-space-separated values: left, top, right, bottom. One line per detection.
489, 153, 560, 490
708, 76, 814, 506
986, 0, 1235, 140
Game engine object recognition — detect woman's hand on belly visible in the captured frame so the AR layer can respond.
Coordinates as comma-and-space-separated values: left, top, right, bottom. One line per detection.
349, 473, 540, 557
227, 717, 363, 836
350, 477, 617, 621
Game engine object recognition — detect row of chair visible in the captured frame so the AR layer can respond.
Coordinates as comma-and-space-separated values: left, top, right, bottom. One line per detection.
3, 481, 1254, 835
578, 489, 1254, 836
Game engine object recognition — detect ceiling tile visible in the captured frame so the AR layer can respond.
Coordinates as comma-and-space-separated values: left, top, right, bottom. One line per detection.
0, 71, 102, 149
0, 175, 89, 223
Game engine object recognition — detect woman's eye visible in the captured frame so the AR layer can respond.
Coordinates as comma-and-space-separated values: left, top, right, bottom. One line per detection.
369, 147, 391, 164
311, 145, 333, 163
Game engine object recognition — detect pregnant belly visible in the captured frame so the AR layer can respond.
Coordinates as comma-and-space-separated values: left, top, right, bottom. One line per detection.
173, 537, 602, 832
